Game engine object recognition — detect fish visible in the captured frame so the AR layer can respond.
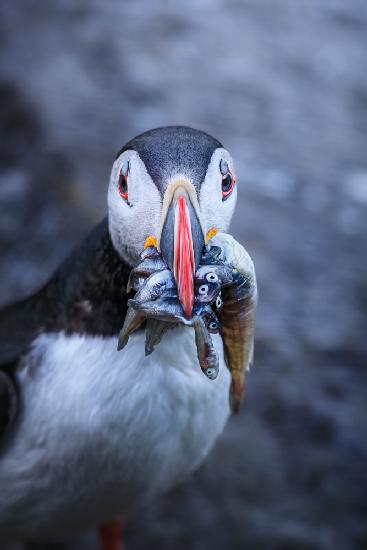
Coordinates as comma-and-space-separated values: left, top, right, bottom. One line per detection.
193, 263, 232, 306
144, 319, 175, 356
122, 261, 180, 349
194, 280, 221, 305
117, 307, 146, 351
129, 297, 187, 324
140, 245, 162, 260
127, 253, 167, 292
118, 294, 181, 351
218, 269, 256, 413
143, 302, 220, 356
189, 303, 220, 333
133, 269, 176, 304
200, 245, 222, 264
137, 299, 220, 379
207, 318, 220, 333
195, 264, 233, 288
203, 309, 220, 334
192, 316, 219, 380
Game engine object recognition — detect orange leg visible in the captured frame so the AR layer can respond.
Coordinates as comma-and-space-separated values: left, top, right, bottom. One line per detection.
98, 518, 124, 550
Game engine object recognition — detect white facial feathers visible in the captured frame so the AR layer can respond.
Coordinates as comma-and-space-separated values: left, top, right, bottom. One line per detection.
108, 150, 162, 265
108, 147, 238, 263
199, 148, 237, 235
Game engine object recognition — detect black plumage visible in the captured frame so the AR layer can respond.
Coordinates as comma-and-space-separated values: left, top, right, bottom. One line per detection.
0, 218, 131, 436
118, 126, 222, 194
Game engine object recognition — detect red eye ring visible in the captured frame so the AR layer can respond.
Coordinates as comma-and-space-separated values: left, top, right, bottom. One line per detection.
118, 169, 128, 200
221, 170, 235, 201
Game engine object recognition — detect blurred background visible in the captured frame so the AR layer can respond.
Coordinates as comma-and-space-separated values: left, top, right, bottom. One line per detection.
1, 0, 367, 548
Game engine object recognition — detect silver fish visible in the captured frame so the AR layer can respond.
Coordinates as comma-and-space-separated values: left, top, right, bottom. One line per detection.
133, 269, 176, 304
194, 280, 221, 304
144, 319, 175, 356
127, 256, 167, 292
200, 245, 222, 264
118, 294, 178, 351
192, 303, 219, 332
117, 307, 145, 351
129, 297, 187, 324
192, 316, 219, 380
203, 309, 220, 334
195, 264, 233, 288
140, 245, 162, 260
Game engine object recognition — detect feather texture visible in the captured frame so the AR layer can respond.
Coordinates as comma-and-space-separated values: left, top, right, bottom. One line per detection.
0, 328, 230, 541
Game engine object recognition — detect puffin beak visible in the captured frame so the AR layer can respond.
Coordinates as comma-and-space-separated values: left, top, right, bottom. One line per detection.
159, 186, 205, 318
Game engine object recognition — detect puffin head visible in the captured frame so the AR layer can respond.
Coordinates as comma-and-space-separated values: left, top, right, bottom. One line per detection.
108, 126, 237, 317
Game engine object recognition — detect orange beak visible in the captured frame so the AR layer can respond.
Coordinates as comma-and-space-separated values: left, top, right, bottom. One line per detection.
159, 188, 205, 319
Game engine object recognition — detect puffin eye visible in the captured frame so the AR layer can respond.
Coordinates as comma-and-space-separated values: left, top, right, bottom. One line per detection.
118, 161, 129, 200
221, 172, 235, 201
220, 159, 235, 201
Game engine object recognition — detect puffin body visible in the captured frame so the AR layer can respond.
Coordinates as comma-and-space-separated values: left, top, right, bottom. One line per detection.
0, 318, 230, 541
0, 127, 248, 545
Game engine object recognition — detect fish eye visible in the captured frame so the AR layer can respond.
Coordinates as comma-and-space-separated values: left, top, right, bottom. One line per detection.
198, 284, 209, 295
205, 367, 217, 379
206, 272, 219, 283
118, 160, 129, 201
215, 295, 222, 309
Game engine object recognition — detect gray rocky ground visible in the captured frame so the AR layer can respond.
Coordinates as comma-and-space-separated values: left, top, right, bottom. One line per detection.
0, 1, 366, 548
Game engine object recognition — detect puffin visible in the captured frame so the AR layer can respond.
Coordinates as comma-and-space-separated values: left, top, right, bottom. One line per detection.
0, 126, 256, 549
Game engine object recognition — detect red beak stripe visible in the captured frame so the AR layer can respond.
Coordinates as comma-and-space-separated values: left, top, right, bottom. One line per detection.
173, 196, 195, 318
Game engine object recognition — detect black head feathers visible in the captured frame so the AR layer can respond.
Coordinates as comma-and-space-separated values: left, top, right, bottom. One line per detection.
116, 126, 223, 193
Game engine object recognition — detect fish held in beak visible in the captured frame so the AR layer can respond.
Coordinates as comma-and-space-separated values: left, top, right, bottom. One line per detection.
219, 270, 256, 413
159, 189, 205, 318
